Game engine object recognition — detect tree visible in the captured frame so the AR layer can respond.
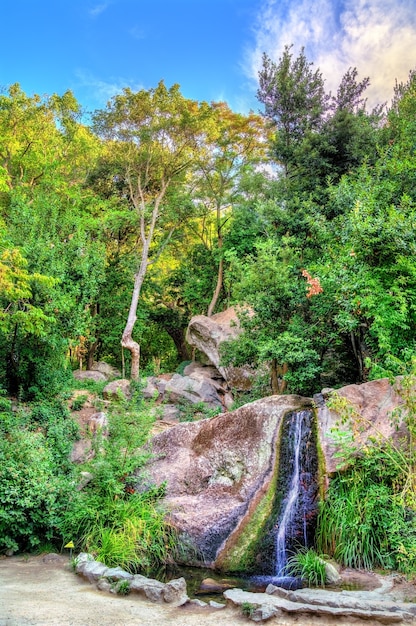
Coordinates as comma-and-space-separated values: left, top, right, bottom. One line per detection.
92, 82, 211, 379
257, 45, 328, 178
190, 102, 266, 316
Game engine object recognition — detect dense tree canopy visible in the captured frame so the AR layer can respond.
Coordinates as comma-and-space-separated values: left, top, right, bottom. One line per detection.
0, 51, 414, 396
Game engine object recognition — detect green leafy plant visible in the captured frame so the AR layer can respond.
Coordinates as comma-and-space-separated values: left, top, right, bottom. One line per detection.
114, 579, 131, 595
286, 549, 327, 587
241, 601, 256, 618
71, 394, 89, 411
61, 395, 177, 573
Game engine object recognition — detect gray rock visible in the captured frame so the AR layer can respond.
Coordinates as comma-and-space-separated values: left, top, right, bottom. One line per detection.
130, 574, 165, 602
73, 370, 107, 382
186, 307, 255, 390
104, 566, 133, 581
91, 361, 121, 379
162, 577, 189, 605
209, 600, 226, 609
87, 412, 108, 435
103, 379, 132, 400
318, 378, 406, 474
163, 373, 223, 408
76, 559, 109, 583
96, 578, 112, 592
224, 587, 415, 623
189, 598, 208, 607
69, 439, 94, 464
145, 394, 312, 569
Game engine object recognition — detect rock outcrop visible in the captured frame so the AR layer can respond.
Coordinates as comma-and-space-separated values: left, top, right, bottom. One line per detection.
186, 307, 254, 390
143, 394, 313, 570
316, 377, 406, 474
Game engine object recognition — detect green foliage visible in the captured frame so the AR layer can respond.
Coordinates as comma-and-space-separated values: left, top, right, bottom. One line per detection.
71, 394, 88, 411
115, 580, 131, 595
62, 394, 176, 573
286, 549, 327, 587
178, 399, 221, 422
318, 364, 416, 575
0, 399, 78, 552
241, 601, 256, 618
316, 457, 416, 573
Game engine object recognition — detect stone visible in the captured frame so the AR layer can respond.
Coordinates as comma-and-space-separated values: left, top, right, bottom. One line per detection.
103, 379, 132, 400
163, 373, 223, 409
162, 577, 189, 605
224, 587, 415, 623
208, 600, 226, 609
87, 411, 108, 435
142, 377, 160, 399
91, 361, 121, 379
96, 578, 112, 592
73, 370, 107, 382
104, 566, 133, 581
322, 559, 341, 584
317, 377, 406, 474
144, 394, 312, 569
76, 558, 109, 583
199, 578, 235, 593
189, 598, 208, 607
130, 575, 165, 602
186, 307, 255, 390
69, 439, 94, 464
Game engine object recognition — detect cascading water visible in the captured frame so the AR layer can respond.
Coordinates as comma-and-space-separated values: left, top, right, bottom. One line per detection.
252, 408, 318, 588
275, 410, 305, 575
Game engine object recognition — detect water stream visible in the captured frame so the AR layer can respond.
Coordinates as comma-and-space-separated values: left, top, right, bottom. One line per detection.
275, 409, 308, 576
252, 408, 318, 588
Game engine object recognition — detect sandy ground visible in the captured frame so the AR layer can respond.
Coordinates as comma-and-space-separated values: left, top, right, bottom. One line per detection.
1, 554, 415, 626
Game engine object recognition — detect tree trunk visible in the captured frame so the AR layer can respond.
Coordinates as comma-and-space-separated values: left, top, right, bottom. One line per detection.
121, 187, 165, 380
121, 263, 146, 380
207, 256, 223, 317
166, 326, 191, 362
207, 203, 223, 317
271, 359, 288, 394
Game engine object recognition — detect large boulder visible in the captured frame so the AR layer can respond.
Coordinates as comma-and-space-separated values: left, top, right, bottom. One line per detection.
316, 378, 406, 474
143, 394, 312, 570
73, 370, 106, 383
91, 361, 121, 380
186, 307, 254, 390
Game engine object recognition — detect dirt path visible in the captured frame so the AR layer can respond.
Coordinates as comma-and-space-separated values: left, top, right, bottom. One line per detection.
1, 554, 414, 626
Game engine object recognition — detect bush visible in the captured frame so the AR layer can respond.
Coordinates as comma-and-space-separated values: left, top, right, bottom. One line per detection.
0, 410, 77, 552
61, 395, 177, 573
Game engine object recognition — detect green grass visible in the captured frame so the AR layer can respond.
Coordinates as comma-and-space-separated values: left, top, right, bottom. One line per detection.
286, 549, 327, 586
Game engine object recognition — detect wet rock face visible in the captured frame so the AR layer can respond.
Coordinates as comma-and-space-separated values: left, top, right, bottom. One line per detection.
143, 395, 313, 569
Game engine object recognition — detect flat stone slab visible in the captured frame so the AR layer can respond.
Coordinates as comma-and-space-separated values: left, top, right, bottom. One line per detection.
224, 587, 416, 623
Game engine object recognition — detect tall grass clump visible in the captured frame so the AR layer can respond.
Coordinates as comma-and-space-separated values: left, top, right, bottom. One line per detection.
286, 548, 327, 586
61, 390, 177, 573
317, 360, 416, 575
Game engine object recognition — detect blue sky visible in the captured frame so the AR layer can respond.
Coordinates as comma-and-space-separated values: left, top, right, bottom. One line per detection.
1, 0, 415, 117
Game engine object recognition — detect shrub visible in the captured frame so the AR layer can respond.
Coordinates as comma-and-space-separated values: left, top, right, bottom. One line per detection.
61, 395, 176, 573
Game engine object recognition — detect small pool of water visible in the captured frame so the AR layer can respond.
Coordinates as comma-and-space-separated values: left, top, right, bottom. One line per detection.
144, 565, 375, 600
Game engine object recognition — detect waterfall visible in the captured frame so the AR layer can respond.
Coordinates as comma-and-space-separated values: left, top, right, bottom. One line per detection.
251, 408, 318, 587
274, 410, 308, 576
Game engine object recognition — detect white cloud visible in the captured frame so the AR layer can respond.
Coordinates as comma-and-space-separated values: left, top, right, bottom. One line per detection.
89, 3, 110, 18
129, 25, 146, 40
74, 70, 145, 110
246, 0, 416, 109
